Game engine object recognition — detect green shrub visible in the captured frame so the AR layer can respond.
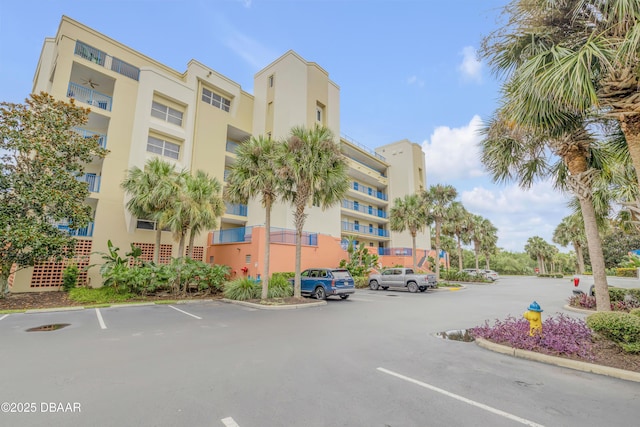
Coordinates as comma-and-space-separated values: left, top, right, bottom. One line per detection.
627, 289, 640, 301
586, 312, 640, 344
223, 278, 260, 301
353, 276, 368, 289
615, 268, 637, 278
272, 272, 294, 280
629, 308, 640, 317
267, 275, 293, 298
68, 287, 136, 304
621, 342, 640, 353
62, 263, 79, 291
608, 287, 628, 302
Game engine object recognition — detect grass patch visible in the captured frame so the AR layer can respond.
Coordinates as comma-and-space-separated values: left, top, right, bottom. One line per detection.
83, 303, 111, 309
438, 282, 463, 288
0, 309, 26, 314
69, 287, 136, 305
154, 300, 177, 305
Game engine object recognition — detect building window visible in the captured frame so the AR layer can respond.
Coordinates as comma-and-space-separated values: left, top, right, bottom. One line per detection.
245, 254, 251, 263
268, 74, 274, 87
316, 107, 322, 122
147, 136, 180, 160
151, 101, 183, 126
202, 88, 231, 112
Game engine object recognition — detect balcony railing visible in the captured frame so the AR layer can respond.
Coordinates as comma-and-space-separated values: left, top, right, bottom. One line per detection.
73, 128, 107, 149
351, 182, 387, 201
225, 140, 240, 154
211, 226, 317, 245
341, 200, 387, 218
68, 82, 113, 111
350, 157, 386, 178
77, 173, 101, 193
377, 247, 413, 256
54, 221, 94, 237
341, 133, 386, 161
74, 40, 140, 81
341, 221, 389, 237
225, 202, 247, 216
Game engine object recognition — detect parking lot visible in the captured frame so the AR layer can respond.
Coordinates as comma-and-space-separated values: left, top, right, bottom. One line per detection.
1, 276, 639, 426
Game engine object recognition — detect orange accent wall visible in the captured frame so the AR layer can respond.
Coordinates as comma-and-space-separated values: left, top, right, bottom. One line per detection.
206, 227, 348, 279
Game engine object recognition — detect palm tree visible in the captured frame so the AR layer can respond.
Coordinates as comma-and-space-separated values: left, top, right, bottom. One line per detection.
121, 158, 181, 264
422, 184, 457, 280
553, 214, 587, 274
226, 135, 282, 300
469, 215, 495, 272
525, 236, 549, 274
480, 226, 499, 270
278, 125, 349, 298
184, 171, 224, 259
442, 202, 472, 271
161, 171, 223, 263
390, 194, 428, 269
483, 0, 640, 207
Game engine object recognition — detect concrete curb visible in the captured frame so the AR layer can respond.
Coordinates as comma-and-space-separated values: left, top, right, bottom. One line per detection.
25, 306, 85, 314
221, 298, 327, 310
15, 298, 221, 314
475, 337, 640, 383
563, 304, 596, 315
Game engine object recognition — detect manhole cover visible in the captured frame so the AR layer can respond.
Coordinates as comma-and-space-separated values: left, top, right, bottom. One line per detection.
436, 329, 475, 342
26, 323, 70, 332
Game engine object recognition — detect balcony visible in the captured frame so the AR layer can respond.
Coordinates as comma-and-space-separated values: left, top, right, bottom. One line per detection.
77, 173, 101, 193
212, 226, 253, 244
54, 221, 94, 237
341, 221, 389, 237
341, 133, 386, 161
211, 226, 317, 245
350, 182, 388, 201
378, 247, 413, 256
341, 199, 387, 218
74, 41, 140, 81
68, 82, 112, 111
74, 128, 107, 149
225, 202, 247, 217
225, 140, 240, 154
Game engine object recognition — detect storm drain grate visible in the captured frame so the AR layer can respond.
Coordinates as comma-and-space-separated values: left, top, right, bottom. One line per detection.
26, 323, 70, 332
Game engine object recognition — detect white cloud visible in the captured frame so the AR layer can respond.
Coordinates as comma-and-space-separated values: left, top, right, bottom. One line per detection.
224, 30, 278, 69
460, 180, 572, 252
458, 46, 482, 83
422, 115, 486, 182
407, 75, 424, 88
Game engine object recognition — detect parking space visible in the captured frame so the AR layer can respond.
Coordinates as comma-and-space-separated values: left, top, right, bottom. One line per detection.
1, 280, 639, 426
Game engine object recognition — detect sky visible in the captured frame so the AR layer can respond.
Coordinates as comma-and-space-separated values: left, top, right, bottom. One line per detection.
0, 0, 573, 253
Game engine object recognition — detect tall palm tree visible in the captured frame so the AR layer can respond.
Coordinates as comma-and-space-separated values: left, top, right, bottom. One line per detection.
525, 236, 549, 274
442, 202, 472, 271
469, 215, 495, 272
388, 194, 427, 269
278, 125, 349, 298
553, 214, 587, 274
422, 184, 458, 280
480, 225, 499, 270
121, 158, 181, 264
483, 0, 640, 201
161, 171, 223, 263
184, 171, 224, 259
226, 135, 282, 300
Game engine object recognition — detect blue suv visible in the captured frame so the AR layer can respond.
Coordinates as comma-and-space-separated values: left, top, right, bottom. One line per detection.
290, 268, 355, 300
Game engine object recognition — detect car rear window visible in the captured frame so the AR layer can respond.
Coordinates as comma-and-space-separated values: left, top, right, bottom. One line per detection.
331, 270, 352, 279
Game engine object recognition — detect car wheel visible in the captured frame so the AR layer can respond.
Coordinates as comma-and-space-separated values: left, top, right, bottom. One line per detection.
314, 286, 327, 300
369, 280, 379, 290
419, 286, 426, 292
340, 295, 350, 300
407, 282, 418, 293
382, 287, 389, 290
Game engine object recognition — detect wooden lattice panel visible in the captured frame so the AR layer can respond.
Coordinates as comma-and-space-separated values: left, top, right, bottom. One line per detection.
30, 239, 92, 288
159, 244, 172, 264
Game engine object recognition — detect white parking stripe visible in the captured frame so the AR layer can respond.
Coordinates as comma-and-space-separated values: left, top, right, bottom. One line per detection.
0, 314, 9, 321
221, 416, 240, 426
377, 367, 545, 427
95, 308, 107, 329
168, 305, 202, 319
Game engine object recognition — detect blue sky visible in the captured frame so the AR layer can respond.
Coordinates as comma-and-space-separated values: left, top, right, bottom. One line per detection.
0, 0, 572, 253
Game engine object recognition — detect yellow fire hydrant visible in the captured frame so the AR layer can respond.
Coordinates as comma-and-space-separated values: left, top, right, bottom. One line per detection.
523, 301, 543, 336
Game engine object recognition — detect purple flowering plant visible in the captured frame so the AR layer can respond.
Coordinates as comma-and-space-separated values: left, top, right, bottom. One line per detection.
471, 314, 594, 361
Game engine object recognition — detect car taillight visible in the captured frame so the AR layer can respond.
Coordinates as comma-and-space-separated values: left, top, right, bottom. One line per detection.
331, 279, 336, 288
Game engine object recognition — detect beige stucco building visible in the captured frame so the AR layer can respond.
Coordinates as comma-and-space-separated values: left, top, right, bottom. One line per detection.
12, 16, 432, 291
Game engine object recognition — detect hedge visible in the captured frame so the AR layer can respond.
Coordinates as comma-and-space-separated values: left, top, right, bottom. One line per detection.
615, 268, 638, 278
586, 312, 640, 345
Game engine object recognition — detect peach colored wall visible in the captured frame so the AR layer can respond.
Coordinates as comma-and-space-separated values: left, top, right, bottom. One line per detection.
206, 227, 348, 279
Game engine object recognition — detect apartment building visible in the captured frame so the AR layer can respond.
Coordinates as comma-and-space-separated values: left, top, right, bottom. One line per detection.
11, 16, 431, 292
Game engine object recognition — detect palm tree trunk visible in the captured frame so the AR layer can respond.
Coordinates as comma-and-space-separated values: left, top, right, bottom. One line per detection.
293, 203, 305, 299
178, 233, 186, 261
0, 267, 10, 298
621, 118, 640, 188
474, 242, 480, 271
456, 235, 463, 271
154, 229, 162, 264
262, 201, 272, 300
187, 229, 196, 259
411, 233, 417, 268
575, 243, 585, 274
578, 196, 611, 311
434, 221, 441, 280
